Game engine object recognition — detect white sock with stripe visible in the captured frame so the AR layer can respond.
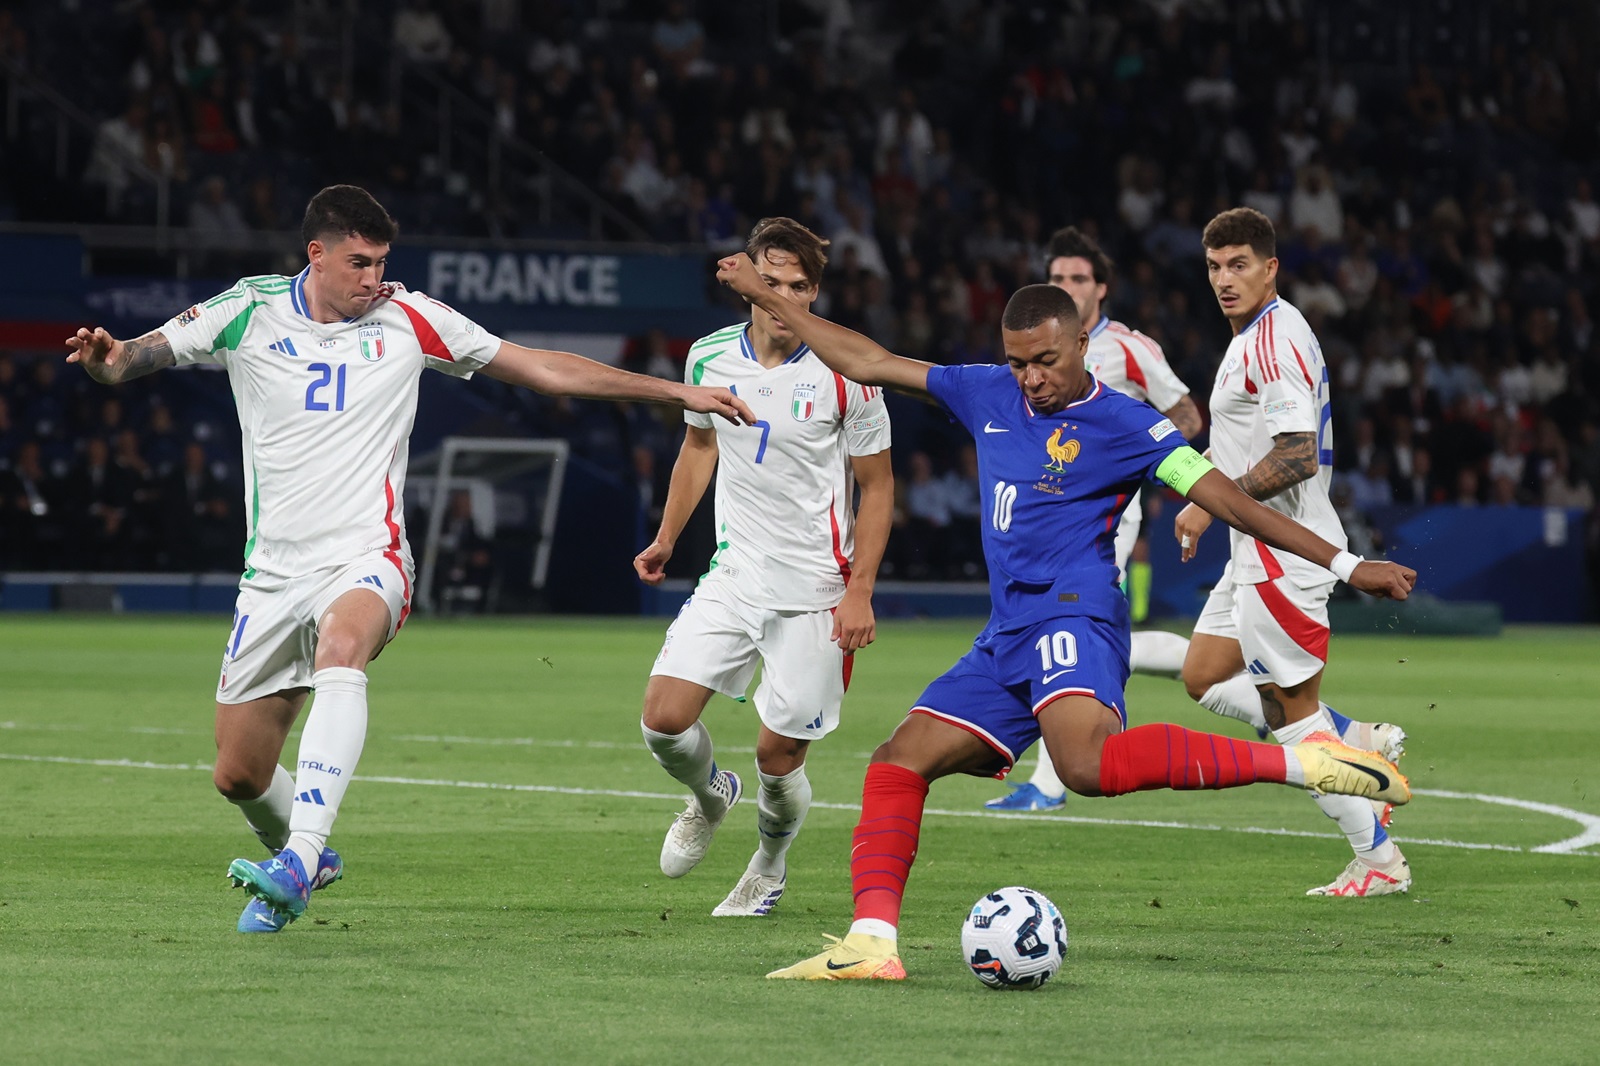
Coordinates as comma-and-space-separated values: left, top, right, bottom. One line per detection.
232, 763, 293, 852
1198, 673, 1270, 734
750, 765, 811, 876
284, 667, 369, 878
1026, 737, 1067, 798
1274, 709, 1396, 861
642, 720, 725, 812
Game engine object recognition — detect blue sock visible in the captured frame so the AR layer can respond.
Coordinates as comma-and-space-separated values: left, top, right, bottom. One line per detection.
1322, 702, 1355, 739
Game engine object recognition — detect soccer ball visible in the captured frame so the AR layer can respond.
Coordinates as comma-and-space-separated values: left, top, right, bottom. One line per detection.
960, 885, 1068, 990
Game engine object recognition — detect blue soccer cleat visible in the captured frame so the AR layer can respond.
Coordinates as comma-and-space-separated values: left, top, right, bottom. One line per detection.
228, 850, 312, 923
236, 848, 343, 933
984, 782, 1067, 812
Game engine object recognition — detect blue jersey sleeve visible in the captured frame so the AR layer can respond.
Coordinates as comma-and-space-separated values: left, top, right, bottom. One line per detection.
1112, 403, 1189, 483
925, 363, 1011, 432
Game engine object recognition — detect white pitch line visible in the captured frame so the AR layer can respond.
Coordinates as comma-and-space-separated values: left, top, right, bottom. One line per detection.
1414, 788, 1600, 855
4, 751, 1594, 858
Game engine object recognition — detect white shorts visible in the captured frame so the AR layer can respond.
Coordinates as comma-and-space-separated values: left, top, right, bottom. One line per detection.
1193, 560, 1332, 688
650, 578, 850, 741
216, 549, 413, 704
1112, 487, 1143, 582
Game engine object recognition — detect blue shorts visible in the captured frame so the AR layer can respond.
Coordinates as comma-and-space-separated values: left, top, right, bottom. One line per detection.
910, 616, 1130, 779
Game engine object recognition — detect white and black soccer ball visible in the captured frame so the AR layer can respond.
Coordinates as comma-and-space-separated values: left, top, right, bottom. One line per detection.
960, 885, 1068, 990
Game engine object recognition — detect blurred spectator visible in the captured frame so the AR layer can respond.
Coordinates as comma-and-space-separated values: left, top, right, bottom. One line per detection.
393, 0, 451, 64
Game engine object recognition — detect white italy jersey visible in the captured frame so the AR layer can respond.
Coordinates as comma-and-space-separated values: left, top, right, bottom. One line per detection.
1208, 297, 1345, 586
1084, 315, 1190, 414
161, 269, 501, 580
685, 322, 891, 611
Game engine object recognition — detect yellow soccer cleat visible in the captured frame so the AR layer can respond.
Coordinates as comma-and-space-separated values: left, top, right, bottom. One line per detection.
1307, 846, 1413, 897
766, 932, 906, 980
1292, 732, 1411, 805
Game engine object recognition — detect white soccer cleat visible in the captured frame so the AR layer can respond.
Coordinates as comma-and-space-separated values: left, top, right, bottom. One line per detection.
711, 868, 786, 916
659, 769, 742, 878
1307, 846, 1412, 897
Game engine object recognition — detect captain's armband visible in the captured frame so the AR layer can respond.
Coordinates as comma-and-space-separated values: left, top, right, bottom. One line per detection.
1155, 446, 1215, 497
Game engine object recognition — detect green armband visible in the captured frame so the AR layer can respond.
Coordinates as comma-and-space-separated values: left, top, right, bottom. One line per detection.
1155, 446, 1214, 497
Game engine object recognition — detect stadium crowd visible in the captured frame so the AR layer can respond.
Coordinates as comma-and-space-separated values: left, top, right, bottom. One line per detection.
2, 1, 1597, 588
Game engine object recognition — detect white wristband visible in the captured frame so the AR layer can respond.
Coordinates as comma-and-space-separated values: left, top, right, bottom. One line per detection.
1329, 551, 1363, 583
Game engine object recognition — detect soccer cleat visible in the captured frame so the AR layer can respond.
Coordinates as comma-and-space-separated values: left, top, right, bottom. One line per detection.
1338, 720, 1407, 763
236, 848, 343, 933
1292, 732, 1411, 805
712, 869, 786, 916
984, 782, 1067, 812
766, 932, 906, 980
228, 849, 311, 921
1307, 846, 1412, 897
660, 770, 743, 878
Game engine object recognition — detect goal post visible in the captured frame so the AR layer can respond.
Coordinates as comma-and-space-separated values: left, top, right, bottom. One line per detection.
413, 436, 570, 614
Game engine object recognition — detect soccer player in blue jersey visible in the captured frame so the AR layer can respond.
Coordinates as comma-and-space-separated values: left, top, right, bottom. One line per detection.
714, 253, 1417, 980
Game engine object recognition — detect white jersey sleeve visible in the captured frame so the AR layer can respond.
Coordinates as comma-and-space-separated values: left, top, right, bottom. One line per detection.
384, 288, 501, 378
1254, 316, 1321, 438
842, 381, 891, 456
161, 275, 293, 367
1117, 326, 1190, 413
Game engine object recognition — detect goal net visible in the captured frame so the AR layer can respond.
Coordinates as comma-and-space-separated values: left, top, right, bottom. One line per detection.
409, 437, 570, 614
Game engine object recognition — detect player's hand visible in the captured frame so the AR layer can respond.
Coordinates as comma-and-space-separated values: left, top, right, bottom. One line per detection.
683, 385, 755, 425
633, 539, 673, 585
1174, 503, 1213, 562
1348, 560, 1417, 600
831, 587, 876, 653
65, 327, 121, 381
716, 253, 768, 304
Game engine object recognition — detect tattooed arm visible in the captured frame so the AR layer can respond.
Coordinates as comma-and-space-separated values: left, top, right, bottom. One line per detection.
1233, 431, 1317, 500
1174, 431, 1319, 562
1161, 394, 1205, 442
64, 327, 177, 385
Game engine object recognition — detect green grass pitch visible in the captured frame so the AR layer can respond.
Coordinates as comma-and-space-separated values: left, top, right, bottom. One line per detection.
2, 614, 1597, 1064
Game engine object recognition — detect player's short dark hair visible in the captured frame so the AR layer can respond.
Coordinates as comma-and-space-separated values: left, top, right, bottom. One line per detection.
1202, 207, 1276, 261
1046, 226, 1114, 287
1001, 284, 1082, 333
301, 185, 399, 247
746, 217, 830, 286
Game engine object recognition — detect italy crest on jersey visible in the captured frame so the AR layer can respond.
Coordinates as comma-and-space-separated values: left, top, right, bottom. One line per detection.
791, 384, 816, 422
358, 323, 386, 361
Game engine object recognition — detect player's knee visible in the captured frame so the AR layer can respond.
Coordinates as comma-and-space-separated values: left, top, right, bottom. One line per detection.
1054, 751, 1103, 797
755, 742, 806, 777
314, 632, 373, 671
1182, 671, 1212, 703
640, 689, 696, 735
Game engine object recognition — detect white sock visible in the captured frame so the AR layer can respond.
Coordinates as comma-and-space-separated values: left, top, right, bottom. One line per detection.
232, 763, 293, 852
285, 667, 368, 878
642, 720, 725, 812
1275, 709, 1395, 859
1129, 631, 1189, 676
1026, 737, 1066, 797
750, 765, 811, 876
1199, 673, 1269, 734
849, 917, 897, 942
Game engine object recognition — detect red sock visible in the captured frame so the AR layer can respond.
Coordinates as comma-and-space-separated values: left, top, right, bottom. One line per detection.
851, 762, 930, 927
1098, 723, 1287, 796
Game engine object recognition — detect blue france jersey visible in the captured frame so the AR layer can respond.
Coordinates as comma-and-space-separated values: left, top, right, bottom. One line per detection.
925, 364, 1189, 636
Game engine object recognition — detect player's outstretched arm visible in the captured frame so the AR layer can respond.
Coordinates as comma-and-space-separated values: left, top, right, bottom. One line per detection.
634, 426, 719, 585
1174, 430, 1314, 557
64, 327, 176, 385
482, 342, 754, 425
1181, 463, 1416, 600
716, 254, 935, 400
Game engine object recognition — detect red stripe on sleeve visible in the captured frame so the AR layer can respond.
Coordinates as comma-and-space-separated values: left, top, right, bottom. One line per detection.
1288, 340, 1315, 388
832, 371, 848, 416
396, 299, 455, 363
1119, 342, 1148, 391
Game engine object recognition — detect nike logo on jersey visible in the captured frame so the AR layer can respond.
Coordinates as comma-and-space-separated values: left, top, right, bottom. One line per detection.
1041, 670, 1075, 684
983, 422, 1009, 433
